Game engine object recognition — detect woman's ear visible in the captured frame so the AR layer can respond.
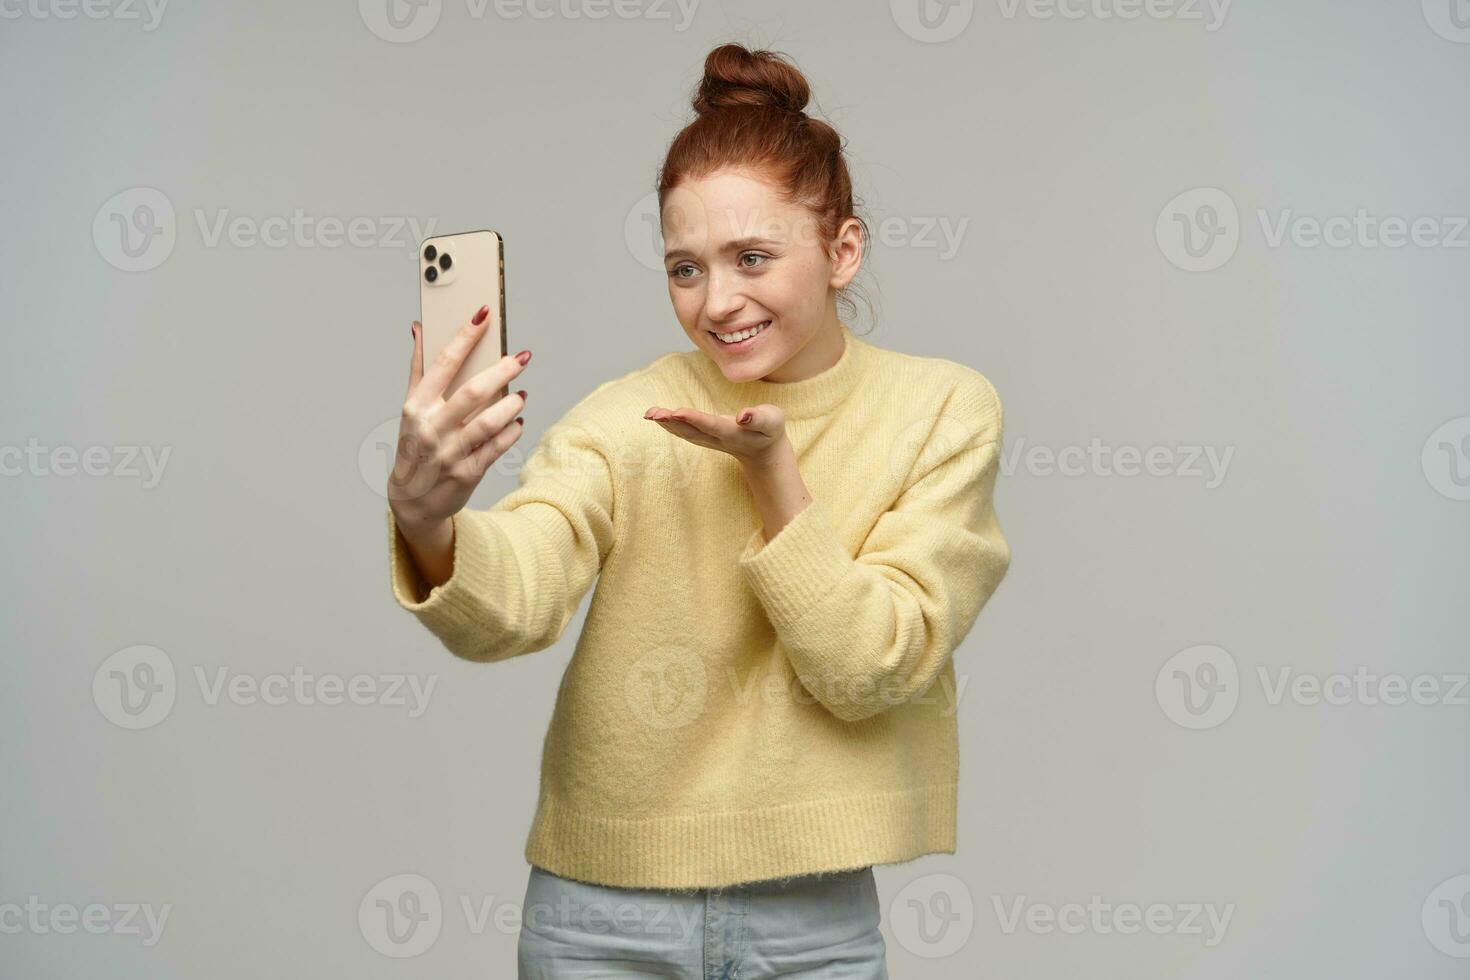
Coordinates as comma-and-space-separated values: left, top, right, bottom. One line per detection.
828, 216, 864, 289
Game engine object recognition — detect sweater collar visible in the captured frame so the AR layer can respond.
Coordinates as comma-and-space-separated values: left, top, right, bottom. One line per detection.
688, 321, 869, 421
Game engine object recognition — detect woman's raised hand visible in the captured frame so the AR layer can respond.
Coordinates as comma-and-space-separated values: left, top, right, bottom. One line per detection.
388, 304, 530, 547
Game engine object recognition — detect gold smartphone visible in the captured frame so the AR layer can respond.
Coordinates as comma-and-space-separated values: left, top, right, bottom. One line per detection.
418, 230, 508, 402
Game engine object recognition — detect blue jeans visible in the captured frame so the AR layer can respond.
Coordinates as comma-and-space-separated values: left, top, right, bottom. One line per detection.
517, 864, 889, 978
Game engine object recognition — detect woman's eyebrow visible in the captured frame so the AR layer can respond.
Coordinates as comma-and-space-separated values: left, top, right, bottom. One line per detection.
665, 236, 777, 262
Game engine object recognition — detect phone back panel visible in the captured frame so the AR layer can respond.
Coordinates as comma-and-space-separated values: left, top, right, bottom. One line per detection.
418, 230, 507, 401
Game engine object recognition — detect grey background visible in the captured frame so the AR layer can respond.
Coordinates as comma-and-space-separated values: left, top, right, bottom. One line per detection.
3, 0, 1468, 976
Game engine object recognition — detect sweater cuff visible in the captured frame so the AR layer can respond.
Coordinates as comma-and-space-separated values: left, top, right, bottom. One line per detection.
387, 505, 514, 637
737, 497, 856, 630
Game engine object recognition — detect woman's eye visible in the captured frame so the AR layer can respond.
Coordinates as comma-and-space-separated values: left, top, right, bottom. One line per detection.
669, 264, 695, 279
740, 253, 768, 269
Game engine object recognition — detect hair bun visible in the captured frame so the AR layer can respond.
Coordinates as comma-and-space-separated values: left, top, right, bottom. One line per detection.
692, 43, 810, 117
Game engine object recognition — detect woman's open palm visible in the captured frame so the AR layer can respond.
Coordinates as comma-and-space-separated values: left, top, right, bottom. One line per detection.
642, 403, 787, 466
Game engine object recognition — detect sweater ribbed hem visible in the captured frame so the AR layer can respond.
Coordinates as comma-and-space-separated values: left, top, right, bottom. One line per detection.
523, 782, 957, 891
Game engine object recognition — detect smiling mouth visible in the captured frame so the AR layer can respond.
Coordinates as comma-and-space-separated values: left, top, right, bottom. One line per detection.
709, 320, 771, 345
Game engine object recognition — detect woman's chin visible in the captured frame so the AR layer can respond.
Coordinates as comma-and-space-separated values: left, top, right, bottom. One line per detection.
715, 359, 764, 383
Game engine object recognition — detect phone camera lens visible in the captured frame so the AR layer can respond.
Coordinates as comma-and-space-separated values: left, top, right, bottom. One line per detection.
438, 253, 452, 271
423, 244, 437, 262
424, 266, 437, 283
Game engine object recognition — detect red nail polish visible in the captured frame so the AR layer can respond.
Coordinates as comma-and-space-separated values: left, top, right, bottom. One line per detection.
516, 350, 532, 366
517, 389, 528, 401
472, 305, 489, 325
514, 416, 524, 425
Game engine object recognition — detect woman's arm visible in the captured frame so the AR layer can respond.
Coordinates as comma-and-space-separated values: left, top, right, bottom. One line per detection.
388, 416, 616, 663
740, 439, 812, 545
737, 388, 1010, 722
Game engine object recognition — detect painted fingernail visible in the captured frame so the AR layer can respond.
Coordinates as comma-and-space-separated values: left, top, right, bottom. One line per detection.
514, 416, 524, 425
738, 411, 753, 424
517, 389, 528, 401
472, 305, 489, 325
516, 350, 532, 366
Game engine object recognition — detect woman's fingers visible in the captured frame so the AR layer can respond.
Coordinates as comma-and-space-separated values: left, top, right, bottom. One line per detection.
649, 407, 727, 439
456, 388, 527, 455
671, 408, 720, 433
458, 410, 526, 481
411, 304, 492, 407
405, 321, 424, 402
438, 353, 529, 432
737, 404, 783, 437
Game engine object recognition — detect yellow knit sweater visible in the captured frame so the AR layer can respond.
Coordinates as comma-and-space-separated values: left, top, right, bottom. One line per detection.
385, 322, 1010, 890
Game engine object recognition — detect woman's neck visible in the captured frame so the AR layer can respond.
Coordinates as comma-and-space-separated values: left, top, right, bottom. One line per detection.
761, 313, 847, 384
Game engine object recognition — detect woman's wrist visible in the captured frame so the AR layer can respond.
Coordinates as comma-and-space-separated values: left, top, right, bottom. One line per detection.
396, 513, 456, 590
739, 433, 792, 476
739, 440, 811, 543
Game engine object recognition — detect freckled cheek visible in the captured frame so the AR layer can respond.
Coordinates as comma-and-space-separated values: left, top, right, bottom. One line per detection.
669, 288, 702, 329
789, 256, 832, 310
758, 269, 812, 318
771, 274, 823, 322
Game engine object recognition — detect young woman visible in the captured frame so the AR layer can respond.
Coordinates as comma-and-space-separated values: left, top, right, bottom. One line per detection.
386, 43, 1011, 979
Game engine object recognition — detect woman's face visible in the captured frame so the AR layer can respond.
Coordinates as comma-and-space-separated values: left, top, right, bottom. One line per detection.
661, 167, 861, 383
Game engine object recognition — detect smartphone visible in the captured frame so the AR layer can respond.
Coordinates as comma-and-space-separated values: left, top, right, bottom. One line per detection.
418, 229, 508, 402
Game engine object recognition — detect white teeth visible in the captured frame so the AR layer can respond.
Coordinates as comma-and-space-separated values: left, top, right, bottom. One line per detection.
714, 320, 770, 344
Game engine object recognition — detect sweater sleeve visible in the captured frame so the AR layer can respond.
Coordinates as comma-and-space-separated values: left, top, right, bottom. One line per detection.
386, 416, 616, 663
737, 390, 1010, 722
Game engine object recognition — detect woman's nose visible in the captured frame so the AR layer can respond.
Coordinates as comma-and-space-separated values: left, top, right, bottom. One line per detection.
703, 271, 745, 320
